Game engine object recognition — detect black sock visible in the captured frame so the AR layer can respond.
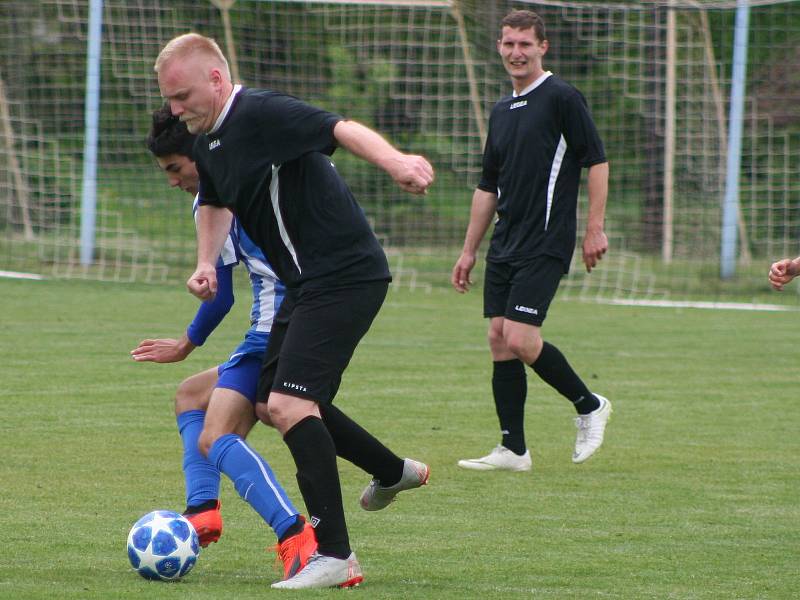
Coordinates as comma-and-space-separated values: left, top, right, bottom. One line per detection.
283, 416, 350, 559
530, 342, 599, 414
183, 499, 218, 514
320, 403, 405, 486
277, 515, 305, 544
493, 359, 527, 455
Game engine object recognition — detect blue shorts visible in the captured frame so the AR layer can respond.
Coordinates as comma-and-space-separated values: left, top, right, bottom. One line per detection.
216, 330, 269, 404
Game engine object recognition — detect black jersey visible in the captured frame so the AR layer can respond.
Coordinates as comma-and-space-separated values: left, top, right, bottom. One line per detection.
478, 74, 606, 270
194, 87, 390, 288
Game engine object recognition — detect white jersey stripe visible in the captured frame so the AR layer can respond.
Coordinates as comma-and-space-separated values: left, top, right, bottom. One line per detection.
244, 255, 278, 333
545, 135, 567, 230
269, 164, 301, 274
219, 233, 238, 266
242, 253, 278, 281
254, 283, 276, 333
235, 226, 281, 333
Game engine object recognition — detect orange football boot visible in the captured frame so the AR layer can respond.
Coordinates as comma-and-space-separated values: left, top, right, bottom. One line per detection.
183, 500, 223, 547
273, 516, 319, 579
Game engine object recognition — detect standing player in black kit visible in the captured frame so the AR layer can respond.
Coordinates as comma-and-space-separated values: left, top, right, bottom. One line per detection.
155, 33, 433, 590
452, 10, 612, 473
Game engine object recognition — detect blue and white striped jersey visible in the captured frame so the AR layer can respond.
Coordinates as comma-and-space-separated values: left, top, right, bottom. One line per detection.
191, 196, 285, 338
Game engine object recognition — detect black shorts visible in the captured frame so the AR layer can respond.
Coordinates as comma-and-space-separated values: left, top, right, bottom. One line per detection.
257, 280, 389, 404
483, 256, 564, 326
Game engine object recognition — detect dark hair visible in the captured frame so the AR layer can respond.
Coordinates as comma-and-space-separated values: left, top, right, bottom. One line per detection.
500, 10, 547, 43
146, 103, 196, 158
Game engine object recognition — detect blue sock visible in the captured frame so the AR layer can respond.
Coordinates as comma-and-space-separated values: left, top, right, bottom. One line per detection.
176, 410, 220, 508
209, 433, 299, 539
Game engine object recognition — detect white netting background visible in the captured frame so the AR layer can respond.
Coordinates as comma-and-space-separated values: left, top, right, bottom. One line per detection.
1, 0, 798, 302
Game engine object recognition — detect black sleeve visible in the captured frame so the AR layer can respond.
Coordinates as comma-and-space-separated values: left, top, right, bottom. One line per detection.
253, 92, 342, 164
477, 113, 499, 194
561, 89, 606, 168
191, 136, 227, 208
196, 158, 225, 207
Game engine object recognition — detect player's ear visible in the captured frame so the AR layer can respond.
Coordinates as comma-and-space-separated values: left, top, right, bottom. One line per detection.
209, 66, 223, 88
540, 39, 549, 55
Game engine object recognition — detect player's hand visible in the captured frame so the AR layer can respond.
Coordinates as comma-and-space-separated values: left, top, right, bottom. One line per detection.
451, 252, 476, 293
768, 258, 797, 291
390, 154, 434, 195
130, 337, 194, 363
582, 229, 608, 273
187, 262, 218, 300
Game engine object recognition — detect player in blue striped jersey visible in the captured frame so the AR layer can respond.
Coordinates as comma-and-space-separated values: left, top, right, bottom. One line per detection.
131, 105, 316, 579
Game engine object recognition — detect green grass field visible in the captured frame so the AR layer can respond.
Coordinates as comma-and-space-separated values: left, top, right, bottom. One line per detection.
1, 277, 798, 599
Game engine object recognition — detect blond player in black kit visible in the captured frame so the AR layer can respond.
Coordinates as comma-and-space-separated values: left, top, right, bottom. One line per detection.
155, 33, 433, 590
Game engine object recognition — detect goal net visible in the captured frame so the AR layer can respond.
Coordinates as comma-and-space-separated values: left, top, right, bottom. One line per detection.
1, 0, 799, 303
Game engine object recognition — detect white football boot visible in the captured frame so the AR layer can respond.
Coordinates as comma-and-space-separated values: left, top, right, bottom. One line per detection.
572, 394, 612, 463
457, 445, 532, 472
359, 458, 430, 511
271, 551, 363, 589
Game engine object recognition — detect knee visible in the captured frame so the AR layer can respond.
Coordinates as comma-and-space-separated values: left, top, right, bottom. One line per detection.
174, 378, 204, 416
254, 402, 274, 428
197, 428, 219, 457
487, 325, 509, 356
487, 327, 503, 352
503, 333, 525, 357
266, 395, 318, 434
266, 399, 286, 425
505, 332, 543, 363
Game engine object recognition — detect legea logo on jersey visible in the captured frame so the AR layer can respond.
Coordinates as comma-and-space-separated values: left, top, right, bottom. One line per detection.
208, 139, 221, 150
515, 304, 538, 315
282, 381, 309, 393
510, 100, 527, 110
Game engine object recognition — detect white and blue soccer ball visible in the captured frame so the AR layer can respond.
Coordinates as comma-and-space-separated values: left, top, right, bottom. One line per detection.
127, 510, 200, 581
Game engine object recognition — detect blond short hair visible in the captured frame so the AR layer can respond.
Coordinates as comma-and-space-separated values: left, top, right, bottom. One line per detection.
154, 32, 231, 79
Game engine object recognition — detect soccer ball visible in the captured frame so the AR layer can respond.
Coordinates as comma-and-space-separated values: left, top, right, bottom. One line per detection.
127, 510, 200, 581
